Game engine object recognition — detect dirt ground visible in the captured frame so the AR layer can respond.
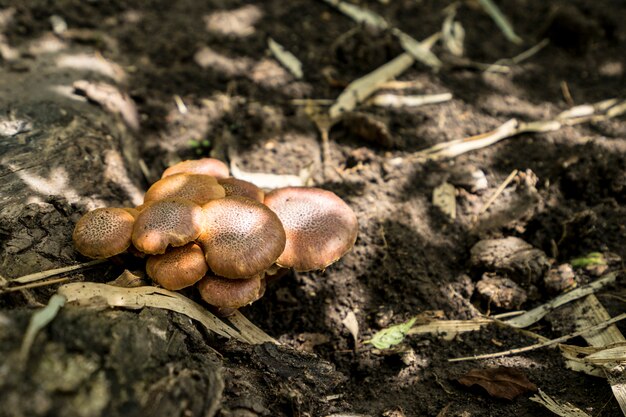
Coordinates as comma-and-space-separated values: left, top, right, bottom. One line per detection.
1, 0, 625, 416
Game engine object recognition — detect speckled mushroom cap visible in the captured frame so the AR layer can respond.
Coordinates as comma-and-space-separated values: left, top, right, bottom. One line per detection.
73, 207, 135, 259
143, 173, 225, 205
132, 198, 204, 255
146, 243, 208, 290
198, 196, 286, 279
197, 273, 264, 309
217, 177, 264, 203
161, 158, 230, 179
264, 187, 358, 271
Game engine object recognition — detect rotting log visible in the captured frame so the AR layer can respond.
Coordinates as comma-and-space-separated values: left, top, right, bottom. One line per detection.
0, 45, 144, 279
0, 40, 345, 417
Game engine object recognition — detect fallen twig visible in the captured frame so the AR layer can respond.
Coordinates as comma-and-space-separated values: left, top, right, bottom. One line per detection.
477, 169, 518, 216
412, 99, 626, 161
449, 312, 626, 362
10, 259, 107, 285
1, 277, 71, 294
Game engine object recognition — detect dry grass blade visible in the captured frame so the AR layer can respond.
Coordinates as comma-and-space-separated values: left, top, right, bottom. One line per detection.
329, 52, 415, 120
569, 295, 626, 414
19, 294, 66, 366
391, 28, 442, 70
415, 118, 519, 160
57, 282, 247, 342
407, 318, 492, 336
267, 37, 303, 79
487, 39, 549, 72
226, 310, 278, 345
449, 313, 626, 362
229, 156, 312, 189
530, 389, 592, 417
10, 259, 107, 285
505, 272, 618, 328
442, 3, 464, 57
321, 0, 388, 29
320, 0, 441, 72
477, 0, 522, 44
367, 93, 452, 108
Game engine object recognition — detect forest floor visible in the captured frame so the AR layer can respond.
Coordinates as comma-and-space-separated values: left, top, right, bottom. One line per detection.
1, 0, 625, 416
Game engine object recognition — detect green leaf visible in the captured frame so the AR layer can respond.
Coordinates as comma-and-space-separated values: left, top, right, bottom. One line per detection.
365, 316, 417, 349
571, 252, 606, 268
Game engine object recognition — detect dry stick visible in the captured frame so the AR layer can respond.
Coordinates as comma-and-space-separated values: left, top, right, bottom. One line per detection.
477, 169, 518, 216
449, 313, 626, 362
10, 259, 106, 285
1, 277, 71, 293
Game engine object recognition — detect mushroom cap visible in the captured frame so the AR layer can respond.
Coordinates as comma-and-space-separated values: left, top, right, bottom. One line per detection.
146, 243, 208, 290
198, 196, 286, 279
132, 198, 204, 255
217, 177, 264, 203
264, 187, 358, 271
162, 158, 230, 179
197, 273, 264, 309
144, 173, 225, 205
73, 207, 135, 259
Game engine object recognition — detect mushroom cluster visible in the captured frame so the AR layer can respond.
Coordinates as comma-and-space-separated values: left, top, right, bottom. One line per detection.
73, 158, 358, 315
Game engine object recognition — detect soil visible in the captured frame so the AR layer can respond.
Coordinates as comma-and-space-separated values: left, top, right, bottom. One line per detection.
1, 0, 625, 416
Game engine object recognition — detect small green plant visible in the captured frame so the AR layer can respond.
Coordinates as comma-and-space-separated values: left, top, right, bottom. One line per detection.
365, 316, 417, 350
188, 138, 211, 155
570, 252, 606, 269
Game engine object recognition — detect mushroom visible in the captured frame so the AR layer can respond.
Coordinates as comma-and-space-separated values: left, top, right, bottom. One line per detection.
217, 177, 264, 203
198, 196, 286, 279
197, 273, 264, 311
73, 207, 136, 259
161, 158, 230, 179
143, 173, 225, 205
264, 187, 358, 271
146, 243, 208, 290
132, 198, 204, 254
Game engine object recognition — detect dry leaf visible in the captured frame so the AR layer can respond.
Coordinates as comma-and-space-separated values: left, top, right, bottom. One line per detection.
457, 367, 537, 400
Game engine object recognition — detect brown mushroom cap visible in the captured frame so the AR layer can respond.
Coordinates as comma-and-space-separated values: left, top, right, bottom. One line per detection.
162, 158, 230, 179
217, 177, 264, 203
198, 196, 286, 279
73, 207, 135, 259
264, 187, 358, 271
143, 173, 225, 205
197, 273, 264, 309
146, 243, 208, 290
132, 198, 204, 255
